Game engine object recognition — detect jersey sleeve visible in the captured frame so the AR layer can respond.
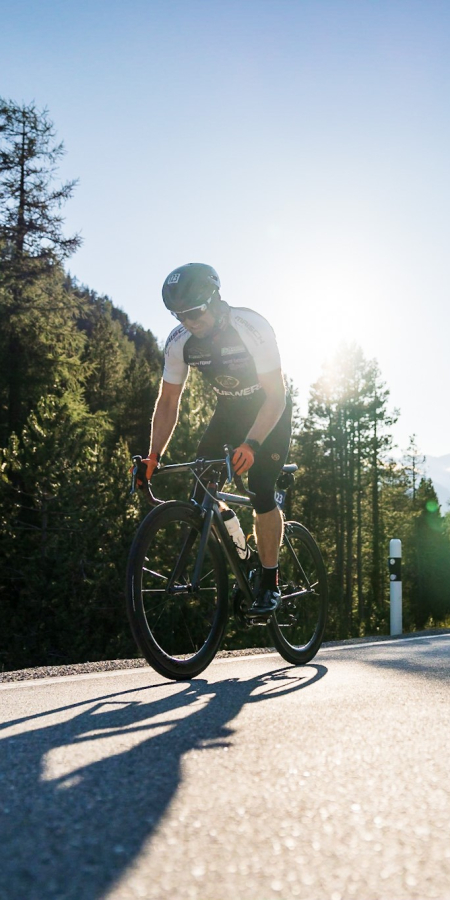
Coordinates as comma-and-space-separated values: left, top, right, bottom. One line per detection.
162, 325, 190, 385
230, 308, 282, 375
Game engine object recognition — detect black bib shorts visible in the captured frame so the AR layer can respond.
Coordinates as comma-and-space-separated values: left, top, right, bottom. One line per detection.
195, 394, 292, 514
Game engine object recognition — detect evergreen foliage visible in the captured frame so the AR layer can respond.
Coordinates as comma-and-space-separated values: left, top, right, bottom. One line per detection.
289, 345, 450, 639
1, 98, 449, 670
0, 98, 83, 440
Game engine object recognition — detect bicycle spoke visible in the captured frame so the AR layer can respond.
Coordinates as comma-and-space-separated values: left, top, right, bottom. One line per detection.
142, 588, 169, 594
142, 567, 168, 581
199, 568, 214, 583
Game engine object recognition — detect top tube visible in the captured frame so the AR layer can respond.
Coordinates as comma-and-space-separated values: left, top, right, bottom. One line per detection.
157, 458, 253, 508
159, 459, 298, 475
130, 447, 297, 508
156, 453, 297, 509
158, 458, 226, 474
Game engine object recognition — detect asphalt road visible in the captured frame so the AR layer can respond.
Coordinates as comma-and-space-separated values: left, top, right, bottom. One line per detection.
1, 634, 450, 900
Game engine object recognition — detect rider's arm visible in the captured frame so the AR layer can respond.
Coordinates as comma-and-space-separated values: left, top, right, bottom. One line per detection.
149, 379, 184, 457
244, 368, 286, 446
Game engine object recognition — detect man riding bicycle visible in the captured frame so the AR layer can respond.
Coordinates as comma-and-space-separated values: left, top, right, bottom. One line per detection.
142, 263, 292, 616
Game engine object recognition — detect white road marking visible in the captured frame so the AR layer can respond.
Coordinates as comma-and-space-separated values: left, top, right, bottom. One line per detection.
0, 633, 449, 690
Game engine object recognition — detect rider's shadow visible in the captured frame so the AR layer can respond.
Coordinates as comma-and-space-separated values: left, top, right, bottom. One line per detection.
0, 663, 327, 900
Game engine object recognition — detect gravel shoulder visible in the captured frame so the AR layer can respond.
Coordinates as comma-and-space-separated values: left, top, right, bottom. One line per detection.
1, 628, 449, 682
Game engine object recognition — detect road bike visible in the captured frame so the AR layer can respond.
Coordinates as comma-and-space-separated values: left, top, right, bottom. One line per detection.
126, 448, 328, 680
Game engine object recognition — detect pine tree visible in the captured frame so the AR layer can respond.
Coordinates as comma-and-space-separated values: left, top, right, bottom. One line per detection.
403, 434, 426, 507
0, 98, 82, 439
0, 395, 140, 669
293, 344, 398, 638
66, 276, 164, 452
365, 360, 398, 628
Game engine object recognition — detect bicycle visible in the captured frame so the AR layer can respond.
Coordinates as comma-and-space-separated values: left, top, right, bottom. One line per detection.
126, 447, 328, 680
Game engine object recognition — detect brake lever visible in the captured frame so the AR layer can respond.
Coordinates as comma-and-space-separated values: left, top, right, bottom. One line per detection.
224, 444, 234, 484
234, 472, 256, 501
129, 455, 141, 495
129, 455, 163, 507
223, 444, 256, 501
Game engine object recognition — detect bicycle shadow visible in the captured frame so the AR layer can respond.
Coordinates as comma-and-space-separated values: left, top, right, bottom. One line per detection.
0, 662, 327, 899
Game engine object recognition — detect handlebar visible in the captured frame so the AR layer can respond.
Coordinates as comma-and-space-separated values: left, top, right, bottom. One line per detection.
129, 446, 256, 508
129, 455, 164, 506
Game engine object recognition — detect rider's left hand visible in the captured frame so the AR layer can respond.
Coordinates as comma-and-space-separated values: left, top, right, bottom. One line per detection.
232, 443, 255, 476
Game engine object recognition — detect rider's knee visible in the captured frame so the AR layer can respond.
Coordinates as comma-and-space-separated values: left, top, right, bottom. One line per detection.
252, 492, 278, 515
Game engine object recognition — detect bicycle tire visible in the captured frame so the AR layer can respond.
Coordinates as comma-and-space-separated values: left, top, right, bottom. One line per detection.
126, 501, 229, 679
268, 521, 328, 665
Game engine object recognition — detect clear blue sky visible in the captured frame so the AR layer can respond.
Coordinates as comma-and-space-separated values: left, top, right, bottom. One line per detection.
2, 0, 449, 459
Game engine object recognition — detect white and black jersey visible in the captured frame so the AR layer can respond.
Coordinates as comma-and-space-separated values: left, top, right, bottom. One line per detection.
163, 303, 291, 514
163, 306, 282, 406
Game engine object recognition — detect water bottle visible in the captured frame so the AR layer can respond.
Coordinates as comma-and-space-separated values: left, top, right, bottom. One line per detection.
221, 509, 251, 561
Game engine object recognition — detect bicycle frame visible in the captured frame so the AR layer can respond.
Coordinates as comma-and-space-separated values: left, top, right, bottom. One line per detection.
197, 476, 255, 608
196, 487, 316, 613
130, 447, 304, 610
127, 448, 328, 677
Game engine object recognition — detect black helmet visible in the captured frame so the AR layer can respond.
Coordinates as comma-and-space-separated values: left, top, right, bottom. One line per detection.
162, 263, 221, 313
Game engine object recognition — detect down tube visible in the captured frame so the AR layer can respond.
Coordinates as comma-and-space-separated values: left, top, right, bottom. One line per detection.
212, 512, 254, 604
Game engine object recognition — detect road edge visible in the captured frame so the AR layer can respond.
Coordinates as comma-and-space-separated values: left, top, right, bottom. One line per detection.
1, 628, 450, 683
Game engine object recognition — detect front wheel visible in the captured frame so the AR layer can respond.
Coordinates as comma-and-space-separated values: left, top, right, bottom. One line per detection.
126, 501, 229, 680
268, 522, 328, 665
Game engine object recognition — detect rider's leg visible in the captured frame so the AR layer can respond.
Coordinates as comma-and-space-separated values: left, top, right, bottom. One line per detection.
247, 400, 292, 613
248, 394, 292, 558
254, 506, 284, 568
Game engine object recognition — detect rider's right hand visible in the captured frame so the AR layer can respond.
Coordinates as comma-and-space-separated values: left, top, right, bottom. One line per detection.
137, 453, 160, 486
232, 443, 255, 476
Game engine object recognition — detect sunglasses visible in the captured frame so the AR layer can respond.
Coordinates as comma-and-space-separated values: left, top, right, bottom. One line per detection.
171, 294, 214, 323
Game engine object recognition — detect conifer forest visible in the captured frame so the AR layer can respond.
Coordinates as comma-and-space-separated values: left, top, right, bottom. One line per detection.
1, 99, 449, 671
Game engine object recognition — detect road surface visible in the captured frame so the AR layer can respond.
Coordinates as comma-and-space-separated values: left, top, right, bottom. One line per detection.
1, 634, 450, 900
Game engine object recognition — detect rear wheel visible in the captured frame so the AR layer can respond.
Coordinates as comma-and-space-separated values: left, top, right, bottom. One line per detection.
126, 501, 228, 679
269, 522, 328, 664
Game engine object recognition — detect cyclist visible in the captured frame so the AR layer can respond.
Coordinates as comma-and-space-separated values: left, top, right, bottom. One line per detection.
142, 263, 292, 615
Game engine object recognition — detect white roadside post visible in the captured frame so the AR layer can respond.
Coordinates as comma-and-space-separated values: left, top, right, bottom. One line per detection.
388, 539, 402, 635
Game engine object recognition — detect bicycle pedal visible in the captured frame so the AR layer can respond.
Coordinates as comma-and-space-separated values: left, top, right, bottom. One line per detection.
248, 614, 271, 626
